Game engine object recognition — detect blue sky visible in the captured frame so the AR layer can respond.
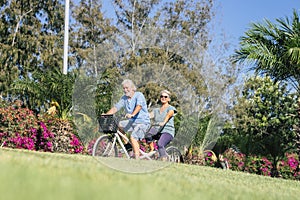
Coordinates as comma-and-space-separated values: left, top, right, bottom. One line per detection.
101, 1, 299, 47
100, 0, 299, 57
216, 0, 299, 47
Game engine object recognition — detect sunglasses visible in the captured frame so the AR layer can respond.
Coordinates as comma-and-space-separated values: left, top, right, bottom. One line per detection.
160, 95, 169, 98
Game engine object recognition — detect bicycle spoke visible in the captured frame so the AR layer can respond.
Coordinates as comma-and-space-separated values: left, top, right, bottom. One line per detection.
93, 135, 118, 157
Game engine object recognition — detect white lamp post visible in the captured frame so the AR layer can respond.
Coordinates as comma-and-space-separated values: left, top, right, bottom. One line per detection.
63, 0, 70, 74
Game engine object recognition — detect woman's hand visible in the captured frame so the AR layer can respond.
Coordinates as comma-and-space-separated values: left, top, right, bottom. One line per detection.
159, 122, 165, 127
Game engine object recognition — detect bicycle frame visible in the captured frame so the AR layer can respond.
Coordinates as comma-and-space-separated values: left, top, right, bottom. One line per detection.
112, 131, 131, 159
107, 129, 156, 160
93, 114, 182, 162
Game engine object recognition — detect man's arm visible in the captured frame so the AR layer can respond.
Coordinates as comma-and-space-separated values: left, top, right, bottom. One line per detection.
125, 105, 142, 118
106, 107, 117, 114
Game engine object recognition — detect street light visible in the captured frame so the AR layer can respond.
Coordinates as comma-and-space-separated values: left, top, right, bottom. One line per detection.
63, 0, 70, 75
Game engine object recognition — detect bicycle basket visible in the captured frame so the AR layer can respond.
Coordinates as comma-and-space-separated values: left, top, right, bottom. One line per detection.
98, 114, 118, 133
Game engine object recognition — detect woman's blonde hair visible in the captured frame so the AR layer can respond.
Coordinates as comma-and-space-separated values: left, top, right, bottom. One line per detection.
160, 90, 171, 97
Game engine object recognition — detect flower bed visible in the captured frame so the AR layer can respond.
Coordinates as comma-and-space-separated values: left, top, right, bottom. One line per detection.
0, 104, 85, 154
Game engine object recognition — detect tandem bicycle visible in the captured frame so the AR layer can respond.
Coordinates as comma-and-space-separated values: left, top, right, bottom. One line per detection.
92, 114, 182, 162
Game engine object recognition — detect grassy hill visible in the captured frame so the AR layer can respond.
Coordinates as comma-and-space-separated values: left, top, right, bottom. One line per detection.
0, 148, 299, 200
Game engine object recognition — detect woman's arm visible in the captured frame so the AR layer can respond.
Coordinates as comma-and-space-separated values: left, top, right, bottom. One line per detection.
159, 110, 174, 126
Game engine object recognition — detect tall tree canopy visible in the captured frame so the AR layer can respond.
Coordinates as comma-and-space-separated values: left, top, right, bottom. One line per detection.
89, 0, 218, 113
0, 0, 66, 107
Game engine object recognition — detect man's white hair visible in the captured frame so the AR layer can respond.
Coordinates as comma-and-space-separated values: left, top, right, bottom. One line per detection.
122, 79, 137, 91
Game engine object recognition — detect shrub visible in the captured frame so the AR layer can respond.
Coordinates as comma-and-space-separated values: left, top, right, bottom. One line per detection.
244, 155, 273, 176
38, 114, 85, 154
277, 153, 300, 180
222, 148, 300, 180
222, 148, 246, 171
0, 103, 85, 154
0, 105, 39, 149
223, 149, 273, 176
184, 147, 205, 165
203, 150, 218, 167
183, 147, 218, 166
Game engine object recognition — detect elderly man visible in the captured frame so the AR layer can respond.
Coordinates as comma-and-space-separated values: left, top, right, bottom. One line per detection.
106, 79, 150, 159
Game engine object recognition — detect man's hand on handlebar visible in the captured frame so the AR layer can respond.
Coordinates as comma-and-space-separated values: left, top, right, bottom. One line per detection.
125, 113, 134, 119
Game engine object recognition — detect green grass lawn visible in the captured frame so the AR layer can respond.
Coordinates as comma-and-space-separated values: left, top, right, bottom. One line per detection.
0, 148, 299, 200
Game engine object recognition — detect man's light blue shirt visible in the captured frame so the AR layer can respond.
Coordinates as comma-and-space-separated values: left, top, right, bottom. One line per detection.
114, 91, 150, 124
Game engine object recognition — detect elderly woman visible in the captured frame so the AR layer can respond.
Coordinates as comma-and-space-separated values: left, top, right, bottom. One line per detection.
106, 79, 150, 159
148, 90, 177, 161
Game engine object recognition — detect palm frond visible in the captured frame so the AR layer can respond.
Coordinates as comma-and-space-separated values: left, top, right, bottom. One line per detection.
233, 9, 300, 92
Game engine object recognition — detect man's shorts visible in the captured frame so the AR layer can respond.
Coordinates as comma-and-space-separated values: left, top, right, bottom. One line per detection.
118, 120, 150, 140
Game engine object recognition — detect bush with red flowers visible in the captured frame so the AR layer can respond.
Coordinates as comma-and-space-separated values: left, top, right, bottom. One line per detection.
222, 148, 300, 180
0, 103, 85, 154
277, 153, 300, 180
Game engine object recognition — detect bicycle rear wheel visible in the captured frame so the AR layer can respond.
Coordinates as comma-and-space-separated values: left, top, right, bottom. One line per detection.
92, 135, 118, 157
166, 146, 183, 163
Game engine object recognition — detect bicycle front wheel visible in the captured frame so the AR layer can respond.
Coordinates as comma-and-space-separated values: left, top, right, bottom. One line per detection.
166, 146, 183, 163
92, 134, 118, 157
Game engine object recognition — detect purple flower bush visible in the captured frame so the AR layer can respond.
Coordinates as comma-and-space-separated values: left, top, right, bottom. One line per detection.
0, 105, 39, 149
0, 104, 85, 154
70, 134, 84, 153
37, 114, 85, 154
204, 150, 217, 166
223, 149, 300, 180
222, 148, 246, 171
185, 146, 300, 181
6, 132, 36, 150
38, 122, 55, 151
277, 153, 300, 180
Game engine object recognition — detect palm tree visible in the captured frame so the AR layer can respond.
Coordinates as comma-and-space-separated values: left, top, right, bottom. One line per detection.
11, 66, 76, 118
233, 9, 300, 92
